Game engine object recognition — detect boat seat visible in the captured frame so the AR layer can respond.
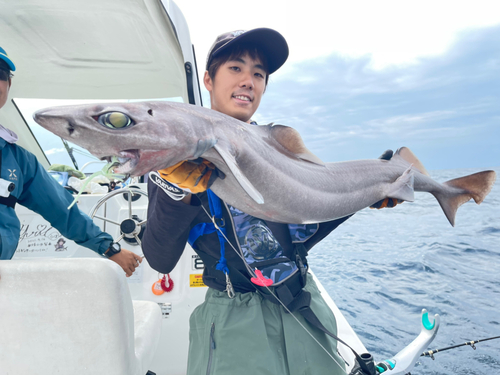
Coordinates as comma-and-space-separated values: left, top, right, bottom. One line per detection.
0, 258, 162, 375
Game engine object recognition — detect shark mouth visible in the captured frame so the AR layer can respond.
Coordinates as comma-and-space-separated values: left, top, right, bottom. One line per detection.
103, 150, 140, 175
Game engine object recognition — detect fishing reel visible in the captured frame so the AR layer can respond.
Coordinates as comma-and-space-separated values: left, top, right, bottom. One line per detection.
348, 353, 378, 375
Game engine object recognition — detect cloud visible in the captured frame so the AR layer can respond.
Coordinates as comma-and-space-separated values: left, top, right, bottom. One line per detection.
44, 148, 66, 156
254, 25, 500, 169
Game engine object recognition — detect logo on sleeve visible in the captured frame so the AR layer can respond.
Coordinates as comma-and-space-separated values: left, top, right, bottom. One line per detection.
8, 169, 17, 180
149, 171, 188, 201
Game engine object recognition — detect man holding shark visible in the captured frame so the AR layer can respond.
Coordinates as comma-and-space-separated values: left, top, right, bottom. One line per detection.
30, 27, 495, 374
142, 29, 377, 375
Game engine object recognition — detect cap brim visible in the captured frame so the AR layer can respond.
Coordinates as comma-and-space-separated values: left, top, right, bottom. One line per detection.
210, 28, 288, 75
0, 53, 16, 72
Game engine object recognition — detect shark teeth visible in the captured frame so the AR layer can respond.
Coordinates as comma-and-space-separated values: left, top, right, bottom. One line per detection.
113, 151, 135, 164
117, 156, 130, 164
110, 150, 140, 175
101, 150, 139, 175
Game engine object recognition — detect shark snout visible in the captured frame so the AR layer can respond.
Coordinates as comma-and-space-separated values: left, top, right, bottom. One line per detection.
33, 108, 75, 137
33, 108, 57, 123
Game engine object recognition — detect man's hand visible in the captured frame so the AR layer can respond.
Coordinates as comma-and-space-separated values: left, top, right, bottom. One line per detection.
158, 158, 223, 194
109, 249, 142, 277
378, 149, 393, 161
370, 149, 403, 209
370, 197, 402, 209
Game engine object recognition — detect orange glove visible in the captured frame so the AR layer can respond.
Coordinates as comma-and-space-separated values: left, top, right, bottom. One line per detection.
370, 198, 402, 209
370, 149, 403, 209
158, 158, 219, 194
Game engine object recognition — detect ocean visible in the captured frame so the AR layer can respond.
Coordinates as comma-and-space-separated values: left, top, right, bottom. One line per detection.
309, 167, 500, 375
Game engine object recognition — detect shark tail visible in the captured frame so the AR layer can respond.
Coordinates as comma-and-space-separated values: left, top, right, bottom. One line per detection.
434, 170, 496, 227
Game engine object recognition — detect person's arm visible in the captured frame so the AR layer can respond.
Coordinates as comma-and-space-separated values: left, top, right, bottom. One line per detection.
302, 215, 352, 253
370, 149, 403, 209
142, 174, 203, 274
15, 146, 141, 275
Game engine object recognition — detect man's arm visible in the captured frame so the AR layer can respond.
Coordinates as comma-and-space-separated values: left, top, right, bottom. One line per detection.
370, 149, 403, 209
142, 173, 203, 274
302, 216, 352, 253
15, 146, 141, 275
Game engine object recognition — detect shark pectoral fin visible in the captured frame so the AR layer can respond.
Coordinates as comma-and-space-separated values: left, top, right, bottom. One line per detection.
394, 147, 430, 176
213, 144, 264, 204
386, 166, 415, 202
270, 125, 325, 166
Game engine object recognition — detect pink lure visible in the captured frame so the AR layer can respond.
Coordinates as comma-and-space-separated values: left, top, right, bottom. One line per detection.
251, 269, 273, 287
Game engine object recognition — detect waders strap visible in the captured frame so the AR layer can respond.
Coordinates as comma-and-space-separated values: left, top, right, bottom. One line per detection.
294, 243, 308, 287
188, 190, 229, 275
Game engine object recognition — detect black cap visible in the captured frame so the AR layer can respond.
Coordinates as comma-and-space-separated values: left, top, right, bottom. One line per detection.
206, 28, 289, 75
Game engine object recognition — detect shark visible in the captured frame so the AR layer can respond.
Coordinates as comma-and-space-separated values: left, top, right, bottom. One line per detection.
33, 101, 496, 225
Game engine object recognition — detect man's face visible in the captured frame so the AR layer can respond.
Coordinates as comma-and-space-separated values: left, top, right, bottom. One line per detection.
0, 70, 11, 109
204, 54, 267, 123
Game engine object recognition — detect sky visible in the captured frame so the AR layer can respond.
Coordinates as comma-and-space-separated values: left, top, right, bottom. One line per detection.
173, 0, 500, 170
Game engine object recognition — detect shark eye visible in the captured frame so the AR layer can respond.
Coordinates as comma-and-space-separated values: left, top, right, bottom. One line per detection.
96, 112, 134, 129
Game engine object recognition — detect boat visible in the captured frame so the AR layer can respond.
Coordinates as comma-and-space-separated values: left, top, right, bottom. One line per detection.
0, 1, 439, 374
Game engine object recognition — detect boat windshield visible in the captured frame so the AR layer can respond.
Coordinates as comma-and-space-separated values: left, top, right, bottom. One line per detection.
13, 97, 184, 173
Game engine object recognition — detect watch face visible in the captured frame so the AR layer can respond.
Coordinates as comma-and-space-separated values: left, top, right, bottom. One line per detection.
107, 243, 121, 256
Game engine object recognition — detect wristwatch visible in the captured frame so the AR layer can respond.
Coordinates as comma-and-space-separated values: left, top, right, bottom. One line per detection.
104, 242, 121, 258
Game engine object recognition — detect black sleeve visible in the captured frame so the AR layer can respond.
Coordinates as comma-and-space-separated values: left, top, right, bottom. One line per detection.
142, 179, 202, 274
303, 215, 352, 252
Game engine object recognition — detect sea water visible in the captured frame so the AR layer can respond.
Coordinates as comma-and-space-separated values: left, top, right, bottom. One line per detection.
309, 167, 500, 375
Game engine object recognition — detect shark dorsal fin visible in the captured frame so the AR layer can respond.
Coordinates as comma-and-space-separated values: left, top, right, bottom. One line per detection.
395, 147, 430, 176
270, 124, 325, 165
213, 144, 264, 204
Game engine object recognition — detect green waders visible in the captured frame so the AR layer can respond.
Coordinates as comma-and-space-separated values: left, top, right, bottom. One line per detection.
187, 274, 346, 375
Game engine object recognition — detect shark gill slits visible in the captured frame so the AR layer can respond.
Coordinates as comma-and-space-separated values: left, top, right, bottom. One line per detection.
94, 112, 134, 129
65, 122, 75, 136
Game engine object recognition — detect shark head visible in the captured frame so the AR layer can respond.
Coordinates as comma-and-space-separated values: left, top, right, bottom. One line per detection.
33, 101, 217, 176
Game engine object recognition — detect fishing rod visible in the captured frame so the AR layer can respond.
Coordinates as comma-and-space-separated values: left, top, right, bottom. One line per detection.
421, 335, 500, 359
61, 138, 79, 170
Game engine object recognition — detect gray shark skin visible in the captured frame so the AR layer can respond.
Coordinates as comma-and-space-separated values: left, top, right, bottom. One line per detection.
33, 101, 496, 225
